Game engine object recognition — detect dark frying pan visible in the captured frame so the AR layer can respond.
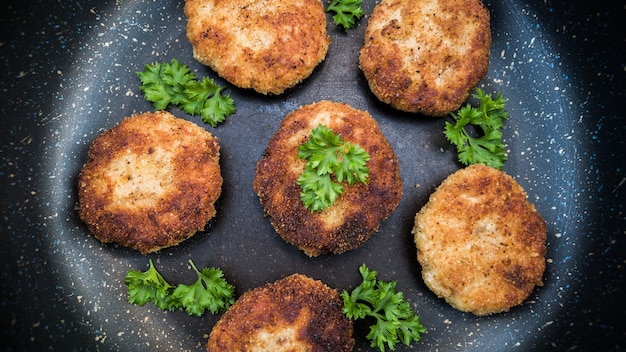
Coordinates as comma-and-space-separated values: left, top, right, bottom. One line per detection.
1, 0, 624, 350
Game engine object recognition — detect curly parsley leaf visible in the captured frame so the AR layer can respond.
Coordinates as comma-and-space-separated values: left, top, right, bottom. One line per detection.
298, 169, 345, 212
169, 260, 235, 316
125, 259, 235, 316
342, 264, 426, 352
444, 88, 509, 169
297, 125, 370, 212
137, 59, 235, 127
325, 0, 364, 31
336, 142, 370, 184
125, 259, 174, 310
181, 78, 235, 127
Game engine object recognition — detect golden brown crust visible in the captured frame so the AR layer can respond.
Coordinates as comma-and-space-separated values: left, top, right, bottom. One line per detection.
77, 111, 222, 254
360, 0, 491, 115
184, 0, 330, 95
253, 101, 402, 256
207, 274, 354, 352
412, 164, 546, 315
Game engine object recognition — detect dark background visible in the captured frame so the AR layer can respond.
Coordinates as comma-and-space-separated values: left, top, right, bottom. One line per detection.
1, 0, 624, 351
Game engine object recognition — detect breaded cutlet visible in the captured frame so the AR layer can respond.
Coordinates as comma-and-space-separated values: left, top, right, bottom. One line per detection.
412, 164, 546, 315
360, 0, 491, 116
184, 0, 330, 95
77, 111, 222, 254
253, 100, 402, 256
207, 273, 354, 351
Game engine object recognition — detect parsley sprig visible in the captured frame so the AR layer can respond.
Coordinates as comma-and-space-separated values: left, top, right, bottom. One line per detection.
137, 59, 235, 127
444, 88, 509, 169
325, 0, 365, 31
125, 258, 174, 310
297, 125, 370, 212
124, 259, 235, 317
342, 264, 426, 351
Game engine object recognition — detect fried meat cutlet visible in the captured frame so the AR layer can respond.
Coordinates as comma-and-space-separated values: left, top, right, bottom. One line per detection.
412, 164, 546, 315
184, 0, 330, 95
360, 0, 491, 116
77, 111, 222, 254
207, 273, 354, 352
253, 101, 402, 256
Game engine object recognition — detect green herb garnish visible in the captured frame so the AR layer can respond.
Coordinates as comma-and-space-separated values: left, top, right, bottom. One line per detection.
342, 264, 426, 351
444, 88, 509, 169
326, 0, 365, 31
125, 259, 234, 316
297, 125, 369, 211
137, 59, 235, 127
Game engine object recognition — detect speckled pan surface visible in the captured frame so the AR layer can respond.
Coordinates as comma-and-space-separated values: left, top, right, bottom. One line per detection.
1, 0, 624, 351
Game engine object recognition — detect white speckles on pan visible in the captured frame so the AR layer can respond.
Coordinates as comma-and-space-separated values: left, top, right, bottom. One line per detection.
1, 0, 624, 351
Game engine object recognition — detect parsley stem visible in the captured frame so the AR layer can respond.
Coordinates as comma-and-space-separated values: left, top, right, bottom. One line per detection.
188, 259, 199, 273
